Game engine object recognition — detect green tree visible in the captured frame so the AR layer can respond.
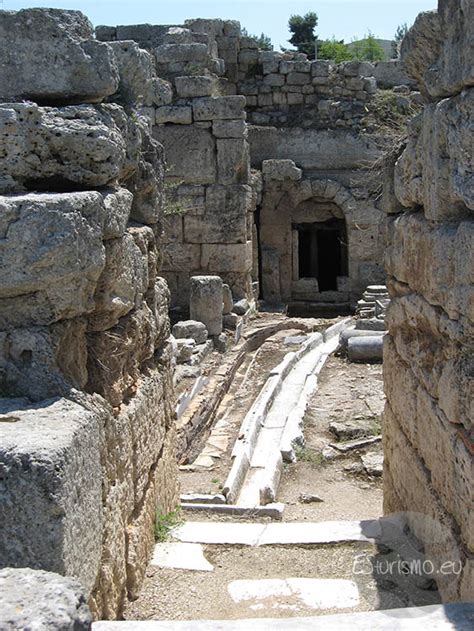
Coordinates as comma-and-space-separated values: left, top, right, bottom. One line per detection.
288, 11, 318, 58
318, 38, 354, 63
391, 23, 408, 58
241, 27, 273, 51
351, 32, 386, 61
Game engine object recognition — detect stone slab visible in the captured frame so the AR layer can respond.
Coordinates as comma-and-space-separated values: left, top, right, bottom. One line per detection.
93, 603, 474, 630
150, 543, 213, 572
228, 578, 359, 610
172, 519, 382, 546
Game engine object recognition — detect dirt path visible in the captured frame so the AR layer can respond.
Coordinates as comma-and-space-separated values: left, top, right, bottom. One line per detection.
124, 346, 441, 622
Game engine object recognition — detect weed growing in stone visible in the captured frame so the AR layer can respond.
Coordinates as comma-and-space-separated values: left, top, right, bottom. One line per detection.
154, 509, 183, 543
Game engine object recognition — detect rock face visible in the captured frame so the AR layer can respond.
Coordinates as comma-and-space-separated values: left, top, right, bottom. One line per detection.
0, 568, 92, 630
384, 0, 473, 603
0, 8, 178, 622
0, 9, 119, 103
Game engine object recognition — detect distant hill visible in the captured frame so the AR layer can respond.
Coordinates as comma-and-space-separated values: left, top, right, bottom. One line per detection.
348, 38, 393, 60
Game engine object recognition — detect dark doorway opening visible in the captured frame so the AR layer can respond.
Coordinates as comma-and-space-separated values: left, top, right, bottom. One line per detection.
295, 218, 348, 291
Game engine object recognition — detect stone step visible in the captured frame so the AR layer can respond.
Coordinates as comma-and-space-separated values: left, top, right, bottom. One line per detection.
171, 518, 382, 546
93, 602, 474, 630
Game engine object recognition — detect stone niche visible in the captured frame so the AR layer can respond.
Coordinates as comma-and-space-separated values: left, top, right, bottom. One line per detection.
383, 0, 473, 603
0, 8, 178, 621
259, 161, 385, 308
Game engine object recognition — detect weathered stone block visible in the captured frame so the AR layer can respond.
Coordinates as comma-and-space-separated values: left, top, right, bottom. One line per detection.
155, 42, 210, 63
175, 75, 218, 98
0, 193, 105, 328
0, 569, 92, 630
201, 242, 253, 273
155, 106, 192, 125
0, 103, 140, 193
162, 242, 201, 272
88, 231, 149, 332
193, 96, 246, 121
101, 188, 133, 240
172, 320, 208, 344
153, 125, 216, 184
0, 397, 103, 594
184, 184, 250, 244
287, 72, 310, 85
394, 90, 474, 220
212, 119, 247, 138
0, 9, 119, 103
401, 0, 474, 98
217, 138, 250, 185
222, 284, 234, 314
189, 275, 223, 335
262, 159, 302, 182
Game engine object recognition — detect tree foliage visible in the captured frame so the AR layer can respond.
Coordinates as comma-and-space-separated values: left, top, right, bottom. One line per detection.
241, 26, 273, 51
391, 23, 408, 58
288, 11, 318, 58
318, 38, 354, 63
351, 32, 386, 61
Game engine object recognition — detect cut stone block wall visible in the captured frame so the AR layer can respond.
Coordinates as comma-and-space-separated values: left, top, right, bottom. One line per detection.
0, 8, 178, 620
383, 0, 473, 602
97, 22, 258, 309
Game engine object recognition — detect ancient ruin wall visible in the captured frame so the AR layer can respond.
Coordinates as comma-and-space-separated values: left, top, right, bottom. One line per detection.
383, 0, 473, 601
97, 21, 259, 310
0, 9, 179, 619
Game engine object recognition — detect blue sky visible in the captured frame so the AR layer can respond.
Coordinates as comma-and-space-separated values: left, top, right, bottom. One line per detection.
4, 1, 437, 48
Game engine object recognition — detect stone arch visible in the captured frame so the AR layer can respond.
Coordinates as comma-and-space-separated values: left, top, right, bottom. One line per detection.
260, 177, 358, 306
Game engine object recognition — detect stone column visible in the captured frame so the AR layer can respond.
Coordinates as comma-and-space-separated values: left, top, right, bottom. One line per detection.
189, 275, 223, 336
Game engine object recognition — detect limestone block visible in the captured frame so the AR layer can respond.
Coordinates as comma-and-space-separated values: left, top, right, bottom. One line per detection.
0, 320, 88, 401
223, 313, 239, 329
162, 242, 201, 272
193, 96, 246, 121
262, 159, 302, 182
172, 320, 208, 344
233, 298, 250, 315
287, 72, 310, 85
190, 276, 223, 336
401, 1, 474, 98
217, 138, 250, 185
0, 103, 140, 193
185, 18, 224, 37
175, 75, 218, 98
108, 40, 172, 108
201, 242, 253, 274
184, 186, 251, 244
394, 90, 474, 220
223, 284, 234, 314
155, 106, 193, 125
127, 121, 165, 225
0, 397, 103, 594
161, 214, 183, 243
155, 43, 210, 63
386, 213, 473, 320
263, 74, 285, 87
0, 192, 105, 328
0, 569, 92, 630
0, 8, 118, 103
86, 303, 157, 407
153, 125, 216, 184
88, 231, 149, 332
101, 188, 133, 240
212, 119, 247, 138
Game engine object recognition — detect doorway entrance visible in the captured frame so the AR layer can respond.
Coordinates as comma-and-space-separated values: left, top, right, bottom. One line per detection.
294, 218, 348, 291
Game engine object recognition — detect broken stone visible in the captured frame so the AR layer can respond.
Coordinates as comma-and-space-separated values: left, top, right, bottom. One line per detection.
299, 493, 324, 503
0, 8, 119, 103
176, 338, 196, 363
233, 298, 250, 316
223, 313, 240, 330
172, 320, 208, 344
222, 284, 233, 314
361, 452, 384, 477
213, 333, 228, 353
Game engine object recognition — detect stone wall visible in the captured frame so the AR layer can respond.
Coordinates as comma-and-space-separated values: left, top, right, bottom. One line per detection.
97, 22, 259, 310
383, 0, 473, 601
0, 9, 179, 619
